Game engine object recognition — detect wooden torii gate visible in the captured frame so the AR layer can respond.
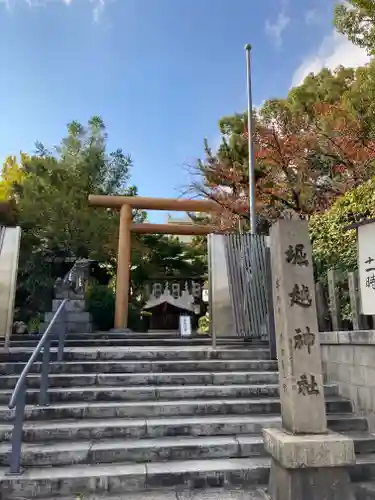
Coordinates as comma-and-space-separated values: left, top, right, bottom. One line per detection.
88, 195, 220, 329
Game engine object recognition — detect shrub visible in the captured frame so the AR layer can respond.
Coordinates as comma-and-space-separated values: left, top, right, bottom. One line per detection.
85, 281, 115, 331
128, 304, 151, 332
310, 177, 375, 280
198, 312, 210, 333
310, 178, 375, 324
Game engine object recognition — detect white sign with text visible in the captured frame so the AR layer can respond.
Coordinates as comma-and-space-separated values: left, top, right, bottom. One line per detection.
358, 222, 375, 314
179, 315, 192, 337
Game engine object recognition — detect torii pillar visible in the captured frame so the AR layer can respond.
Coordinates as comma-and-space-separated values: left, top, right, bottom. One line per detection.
115, 204, 132, 329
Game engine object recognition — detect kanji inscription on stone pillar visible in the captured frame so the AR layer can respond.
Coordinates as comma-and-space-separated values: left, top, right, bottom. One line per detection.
270, 219, 327, 434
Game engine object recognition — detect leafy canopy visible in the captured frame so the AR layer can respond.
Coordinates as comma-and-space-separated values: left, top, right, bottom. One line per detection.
1, 116, 207, 321
2, 116, 136, 317
334, 0, 375, 55
191, 64, 375, 232
310, 176, 375, 279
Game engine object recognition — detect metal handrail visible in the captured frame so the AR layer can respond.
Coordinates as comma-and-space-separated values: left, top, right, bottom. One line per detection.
8, 298, 68, 474
0, 226, 6, 254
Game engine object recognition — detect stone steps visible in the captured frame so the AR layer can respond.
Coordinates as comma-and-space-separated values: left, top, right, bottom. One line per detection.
0, 359, 278, 375
0, 457, 271, 499
0, 347, 271, 362
0, 338, 250, 348
355, 481, 375, 500
0, 434, 265, 466
5, 331, 214, 341
0, 431, 374, 468
0, 336, 372, 498
42, 489, 270, 500
352, 453, 375, 481
0, 383, 339, 405
4, 332, 183, 341
1, 371, 281, 388
0, 331, 250, 347
1, 454, 375, 499
0, 414, 368, 443
347, 432, 375, 455
0, 397, 352, 421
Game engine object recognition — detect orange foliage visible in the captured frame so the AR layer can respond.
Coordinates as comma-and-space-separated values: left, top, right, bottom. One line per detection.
193, 103, 375, 231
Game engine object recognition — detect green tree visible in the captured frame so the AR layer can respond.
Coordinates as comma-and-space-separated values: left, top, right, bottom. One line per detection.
131, 234, 207, 301
310, 176, 375, 279
288, 66, 356, 114
288, 61, 375, 142
0, 154, 28, 201
5, 117, 207, 322
341, 61, 375, 140
334, 0, 375, 55
8, 117, 136, 318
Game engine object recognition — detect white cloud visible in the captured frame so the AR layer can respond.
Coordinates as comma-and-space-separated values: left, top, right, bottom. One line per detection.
305, 9, 320, 25
265, 12, 290, 48
91, 0, 104, 23
291, 30, 371, 87
1, 0, 110, 22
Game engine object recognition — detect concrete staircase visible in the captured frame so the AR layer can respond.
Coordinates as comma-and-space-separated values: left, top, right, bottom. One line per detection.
0, 331, 374, 499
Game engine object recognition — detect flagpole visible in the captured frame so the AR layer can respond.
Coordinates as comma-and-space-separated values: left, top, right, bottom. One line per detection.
245, 43, 257, 235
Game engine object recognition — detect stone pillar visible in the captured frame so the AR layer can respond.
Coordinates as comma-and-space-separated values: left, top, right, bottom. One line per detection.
327, 268, 341, 331
114, 204, 132, 330
348, 271, 364, 330
315, 281, 328, 332
263, 219, 355, 500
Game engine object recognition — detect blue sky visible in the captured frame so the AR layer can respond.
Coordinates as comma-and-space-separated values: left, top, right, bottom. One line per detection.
0, 0, 370, 221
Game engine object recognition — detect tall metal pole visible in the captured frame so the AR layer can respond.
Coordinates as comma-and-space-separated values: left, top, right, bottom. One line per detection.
245, 44, 257, 235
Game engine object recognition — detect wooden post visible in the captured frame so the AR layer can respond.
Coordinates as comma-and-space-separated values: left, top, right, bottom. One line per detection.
115, 204, 132, 329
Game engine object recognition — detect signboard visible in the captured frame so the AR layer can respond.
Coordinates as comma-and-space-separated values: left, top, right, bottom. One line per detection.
145, 279, 203, 300
358, 223, 375, 314
179, 315, 192, 337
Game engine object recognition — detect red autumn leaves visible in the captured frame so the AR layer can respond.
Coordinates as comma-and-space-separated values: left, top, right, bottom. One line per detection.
197, 103, 375, 230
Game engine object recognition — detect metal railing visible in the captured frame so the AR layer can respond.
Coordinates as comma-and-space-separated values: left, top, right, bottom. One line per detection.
0, 226, 6, 253
224, 233, 270, 340
7, 299, 68, 474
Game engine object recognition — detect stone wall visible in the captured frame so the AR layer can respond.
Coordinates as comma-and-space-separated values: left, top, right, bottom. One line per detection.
321, 330, 375, 431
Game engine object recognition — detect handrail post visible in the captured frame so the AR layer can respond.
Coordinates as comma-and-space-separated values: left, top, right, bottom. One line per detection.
8, 298, 68, 474
9, 383, 26, 474
57, 304, 66, 362
39, 336, 51, 406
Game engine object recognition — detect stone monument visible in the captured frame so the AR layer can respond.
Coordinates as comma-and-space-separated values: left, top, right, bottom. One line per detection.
39, 259, 93, 334
263, 219, 355, 500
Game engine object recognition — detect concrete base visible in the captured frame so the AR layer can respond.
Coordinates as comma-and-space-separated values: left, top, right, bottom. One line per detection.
263, 428, 355, 500
268, 458, 355, 500
263, 428, 355, 468
109, 328, 132, 333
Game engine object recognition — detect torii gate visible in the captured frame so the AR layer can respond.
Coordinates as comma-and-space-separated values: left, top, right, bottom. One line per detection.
88, 195, 221, 329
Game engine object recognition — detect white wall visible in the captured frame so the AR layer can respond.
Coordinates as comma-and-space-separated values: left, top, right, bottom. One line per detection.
0, 227, 21, 344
